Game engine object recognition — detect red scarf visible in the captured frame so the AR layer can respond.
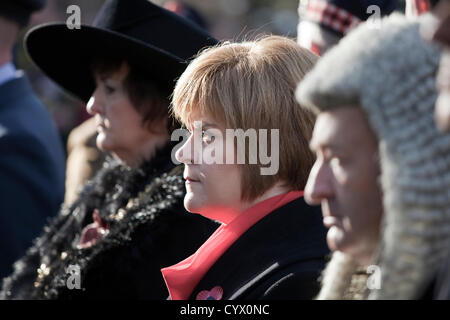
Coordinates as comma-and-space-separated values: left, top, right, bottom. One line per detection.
161, 190, 304, 300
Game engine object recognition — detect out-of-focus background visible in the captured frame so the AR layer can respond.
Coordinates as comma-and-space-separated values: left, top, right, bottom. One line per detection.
15, 0, 406, 151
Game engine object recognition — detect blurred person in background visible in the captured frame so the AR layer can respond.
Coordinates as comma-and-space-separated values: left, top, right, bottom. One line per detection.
64, 116, 106, 205
405, 0, 439, 16
163, 0, 209, 30
0, 0, 65, 280
297, 13, 449, 299
297, 0, 398, 55
1, 0, 218, 300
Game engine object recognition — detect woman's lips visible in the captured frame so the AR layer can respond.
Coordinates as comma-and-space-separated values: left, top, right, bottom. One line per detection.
323, 216, 343, 229
185, 177, 200, 184
95, 117, 107, 131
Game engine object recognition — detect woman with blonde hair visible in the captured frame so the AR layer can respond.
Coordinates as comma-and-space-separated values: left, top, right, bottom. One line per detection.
162, 36, 329, 300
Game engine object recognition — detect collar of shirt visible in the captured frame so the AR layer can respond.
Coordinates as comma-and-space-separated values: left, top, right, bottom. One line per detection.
161, 190, 304, 300
0, 63, 17, 87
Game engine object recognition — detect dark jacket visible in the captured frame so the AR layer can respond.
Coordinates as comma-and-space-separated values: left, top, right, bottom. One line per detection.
1, 142, 219, 299
433, 256, 450, 299
189, 197, 329, 300
421, 253, 450, 300
0, 73, 65, 280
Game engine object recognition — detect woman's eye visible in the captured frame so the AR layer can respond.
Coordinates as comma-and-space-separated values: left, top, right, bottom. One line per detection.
104, 84, 116, 94
202, 131, 214, 144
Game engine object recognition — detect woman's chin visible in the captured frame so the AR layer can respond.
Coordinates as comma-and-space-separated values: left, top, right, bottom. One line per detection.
183, 194, 203, 214
183, 199, 197, 213
96, 133, 113, 152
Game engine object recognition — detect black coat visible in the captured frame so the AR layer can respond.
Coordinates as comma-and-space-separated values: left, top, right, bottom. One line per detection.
0, 74, 65, 279
189, 197, 329, 300
421, 253, 450, 300
1, 143, 219, 299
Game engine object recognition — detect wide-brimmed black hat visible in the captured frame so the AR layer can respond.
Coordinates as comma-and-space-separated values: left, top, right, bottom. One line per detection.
25, 0, 217, 102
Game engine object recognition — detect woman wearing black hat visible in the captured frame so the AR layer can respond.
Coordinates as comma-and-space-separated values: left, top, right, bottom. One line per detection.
0, 0, 218, 300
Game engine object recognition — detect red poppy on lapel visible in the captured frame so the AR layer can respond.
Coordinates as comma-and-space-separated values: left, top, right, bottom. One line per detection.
196, 286, 223, 300
77, 209, 110, 249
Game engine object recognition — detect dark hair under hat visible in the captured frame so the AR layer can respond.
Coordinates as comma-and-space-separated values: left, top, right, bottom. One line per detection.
24, 0, 218, 102
0, 0, 46, 26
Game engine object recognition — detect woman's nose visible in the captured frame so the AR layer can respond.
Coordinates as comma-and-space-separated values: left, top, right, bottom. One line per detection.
175, 132, 197, 164
86, 89, 104, 115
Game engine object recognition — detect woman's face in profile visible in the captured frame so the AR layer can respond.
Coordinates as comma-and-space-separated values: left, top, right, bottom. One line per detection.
86, 62, 153, 158
175, 113, 244, 223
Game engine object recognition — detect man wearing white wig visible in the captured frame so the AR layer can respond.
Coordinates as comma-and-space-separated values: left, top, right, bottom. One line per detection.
296, 13, 450, 299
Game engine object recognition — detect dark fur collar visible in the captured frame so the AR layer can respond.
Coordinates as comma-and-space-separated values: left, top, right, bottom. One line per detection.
1, 141, 188, 299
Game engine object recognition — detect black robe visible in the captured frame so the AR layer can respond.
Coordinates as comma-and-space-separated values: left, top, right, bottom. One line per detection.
1, 142, 219, 299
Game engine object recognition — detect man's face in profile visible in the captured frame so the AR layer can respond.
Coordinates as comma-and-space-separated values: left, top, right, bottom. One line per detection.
435, 49, 450, 131
305, 106, 383, 266
432, 0, 450, 131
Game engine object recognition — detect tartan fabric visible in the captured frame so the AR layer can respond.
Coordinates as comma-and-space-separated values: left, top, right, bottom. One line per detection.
304, 0, 362, 35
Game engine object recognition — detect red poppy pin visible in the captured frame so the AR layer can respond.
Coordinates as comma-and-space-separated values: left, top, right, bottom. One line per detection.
77, 209, 110, 249
196, 286, 223, 300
